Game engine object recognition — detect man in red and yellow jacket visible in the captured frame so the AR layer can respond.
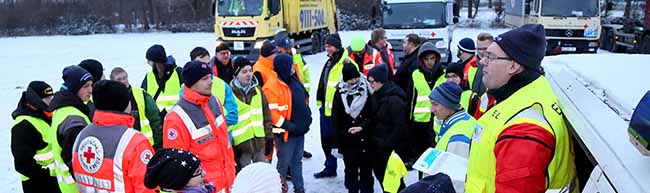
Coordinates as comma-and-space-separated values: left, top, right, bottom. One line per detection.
263, 54, 312, 193
72, 80, 155, 193
163, 61, 236, 192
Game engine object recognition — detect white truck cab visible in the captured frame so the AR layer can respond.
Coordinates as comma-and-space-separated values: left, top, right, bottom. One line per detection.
382, 0, 455, 64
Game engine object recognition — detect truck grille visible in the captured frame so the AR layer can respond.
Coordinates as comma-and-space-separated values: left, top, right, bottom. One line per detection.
545, 29, 586, 38
222, 27, 255, 37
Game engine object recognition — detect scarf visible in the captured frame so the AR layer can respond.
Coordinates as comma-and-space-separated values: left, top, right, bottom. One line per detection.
338, 75, 370, 118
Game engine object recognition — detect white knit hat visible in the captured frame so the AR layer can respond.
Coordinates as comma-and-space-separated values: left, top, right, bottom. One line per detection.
231, 163, 282, 193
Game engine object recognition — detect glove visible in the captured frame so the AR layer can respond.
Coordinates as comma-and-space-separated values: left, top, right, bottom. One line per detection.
332, 148, 344, 159
264, 139, 274, 156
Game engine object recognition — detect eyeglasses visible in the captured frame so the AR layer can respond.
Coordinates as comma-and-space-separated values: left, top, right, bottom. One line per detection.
483, 55, 512, 63
477, 48, 488, 51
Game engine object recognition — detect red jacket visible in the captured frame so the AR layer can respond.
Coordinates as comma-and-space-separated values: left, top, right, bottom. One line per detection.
72, 110, 155, 193
163, 86, 236, 192
494, 123, 555, 193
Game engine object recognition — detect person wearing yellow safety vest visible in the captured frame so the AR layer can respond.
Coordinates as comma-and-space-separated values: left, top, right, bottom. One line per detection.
366, 64, 407, 193
11, 81, 60, 193
428, 81, 479, 193
48, 65, 94, 193
445, 62, 474, 110
403, 42, 446, 169
274, 33, 311, 92
465, 24, 577, 193
141, 44, 183, 119
315, 33, 351, 178
229, 57, 273, 169
110, 67, 163, 150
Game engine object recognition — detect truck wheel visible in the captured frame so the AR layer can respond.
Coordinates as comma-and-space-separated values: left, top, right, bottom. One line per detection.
311, 31, 321, 54
641, 35, 650, 54
609, 32, 623, 53
599, 28, 611, 50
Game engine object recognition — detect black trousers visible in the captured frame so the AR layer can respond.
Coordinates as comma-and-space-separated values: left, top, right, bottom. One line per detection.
373, 150, 405, 193
342, 148, 374, 193
22, 176, 61, 193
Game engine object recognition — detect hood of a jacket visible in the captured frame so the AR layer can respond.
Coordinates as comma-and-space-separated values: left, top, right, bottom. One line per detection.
12, 87, 51, 121
418, 42, 441, 65
48, 89, 90, 116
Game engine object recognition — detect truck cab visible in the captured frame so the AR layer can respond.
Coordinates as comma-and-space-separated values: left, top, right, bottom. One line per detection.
505, 0, 601, 55
382, 0, 455, 64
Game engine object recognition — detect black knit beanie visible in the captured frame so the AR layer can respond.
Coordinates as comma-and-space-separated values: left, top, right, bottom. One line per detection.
183, 61, 213, 88
233, 56, 252, 76
78, 59, 104, 82
146, 44, 168, 64
325, 33, 342, 50
342, 60, 360, 82
28, 81, 53, 99
445, 62, 465, 78
92, 80, 130, 112
368, 64, 389, 84
144, 148, 202, 190
495, 24, 546, 71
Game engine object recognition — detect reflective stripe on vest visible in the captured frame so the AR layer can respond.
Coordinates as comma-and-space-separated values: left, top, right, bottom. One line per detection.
171, 105, 226, 140
132, 87, 154, 144
465, 76, 576, 193
292, 49, 311, 92
211, 77, 227, 103
325, 49, 356, 116
411, 70, 446, 123
72, 126, 138, 192
347, 47, 376, 75
51, 106, 89, 193
146, 70, 182, 112
230, 87, 265, 146
13, 116, 56, 181
434, 112, 477, 151
382, 151, 407, 193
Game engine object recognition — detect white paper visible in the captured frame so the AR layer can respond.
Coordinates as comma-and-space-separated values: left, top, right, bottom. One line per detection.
413, 148, 468, 182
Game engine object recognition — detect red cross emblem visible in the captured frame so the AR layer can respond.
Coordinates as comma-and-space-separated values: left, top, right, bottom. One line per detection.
168, 128, 178, 140
83, 146, 96, 164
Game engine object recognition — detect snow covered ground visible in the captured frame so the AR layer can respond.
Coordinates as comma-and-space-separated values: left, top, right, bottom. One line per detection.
0, 28, 514, 193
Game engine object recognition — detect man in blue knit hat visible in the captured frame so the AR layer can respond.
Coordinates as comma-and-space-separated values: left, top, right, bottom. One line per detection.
465, 24, 577, 193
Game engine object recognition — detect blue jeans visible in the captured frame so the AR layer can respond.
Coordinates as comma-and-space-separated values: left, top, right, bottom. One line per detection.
276, 135, 305, 191
319, 107, 337, 174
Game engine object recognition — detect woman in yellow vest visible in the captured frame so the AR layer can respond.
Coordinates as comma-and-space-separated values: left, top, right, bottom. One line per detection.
229, 57, 274, 169
48, 65, 94, 193
444, 62, 474, 110
11, 81, 60, 193
141, 44, 183, 118
110, 67, 163, 150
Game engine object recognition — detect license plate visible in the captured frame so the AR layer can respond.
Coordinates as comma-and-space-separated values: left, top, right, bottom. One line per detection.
234, 41, 244, 51
561, 47, 577, 52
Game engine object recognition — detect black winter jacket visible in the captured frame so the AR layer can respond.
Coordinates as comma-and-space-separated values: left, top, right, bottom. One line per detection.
331, 88, 373, 154
368, 82, 408, 153
11, 88, 61, 193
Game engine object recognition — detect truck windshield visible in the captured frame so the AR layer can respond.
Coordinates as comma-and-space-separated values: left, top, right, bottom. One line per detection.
541, 0, 599, 17
217, 0, 264, 16
383, 3, 447, 29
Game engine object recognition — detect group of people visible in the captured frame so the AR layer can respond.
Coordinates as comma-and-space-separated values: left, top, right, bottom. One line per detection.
11, 23, 578, 193
314, 25, 578, 193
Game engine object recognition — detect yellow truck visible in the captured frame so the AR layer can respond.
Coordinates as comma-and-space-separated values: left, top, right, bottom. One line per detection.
212, 0, 337, 60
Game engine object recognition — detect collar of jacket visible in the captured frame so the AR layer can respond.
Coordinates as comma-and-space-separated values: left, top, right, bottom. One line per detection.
182, 85, 210, 105
462, 55, 478, 67
487, 70, 541, 103
93, 110, 135, 128
328, 49, 344, 64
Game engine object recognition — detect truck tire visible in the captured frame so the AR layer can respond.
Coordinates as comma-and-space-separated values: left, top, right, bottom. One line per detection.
609, 31, 624, 53
641, 35, 650, 54
599, 28, 611, 50
311, 31, 321, 54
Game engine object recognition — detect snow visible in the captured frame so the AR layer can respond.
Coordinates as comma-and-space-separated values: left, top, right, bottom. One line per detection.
543, 54, 650, 119
0, 27, 511, 192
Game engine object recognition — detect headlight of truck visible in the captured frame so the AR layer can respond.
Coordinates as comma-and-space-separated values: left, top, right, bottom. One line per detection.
435, 41, 447, 49
588, 42, 598, 47
254, 40, 265, 49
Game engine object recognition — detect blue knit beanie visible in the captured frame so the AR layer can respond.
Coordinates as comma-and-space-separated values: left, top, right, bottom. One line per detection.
457, 37, 476, 53
495, 24, 546, 71
428, 81, 462, 110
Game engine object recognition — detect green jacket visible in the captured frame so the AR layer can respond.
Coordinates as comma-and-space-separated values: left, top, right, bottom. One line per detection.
130, 86, 163, 150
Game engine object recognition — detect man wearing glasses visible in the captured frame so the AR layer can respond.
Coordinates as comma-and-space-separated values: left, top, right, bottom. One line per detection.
367, 28, 396, 76
465, 24, 577, 193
